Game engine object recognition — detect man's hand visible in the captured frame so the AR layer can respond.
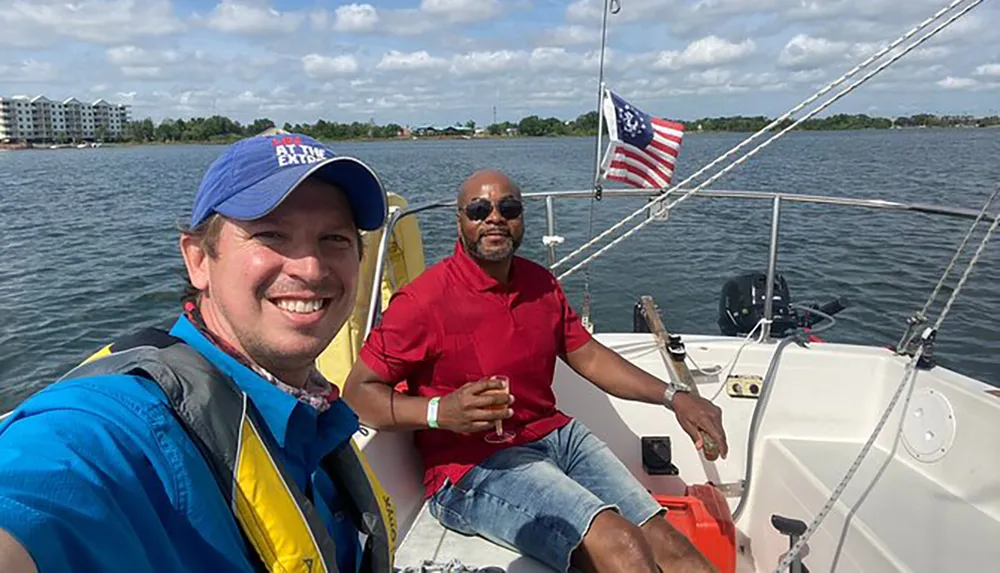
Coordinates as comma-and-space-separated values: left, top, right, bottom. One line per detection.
671, 393, 728, 460
437, 378, 514, 434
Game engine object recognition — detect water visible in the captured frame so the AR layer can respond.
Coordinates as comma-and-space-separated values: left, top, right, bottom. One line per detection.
2, 129, 999, 409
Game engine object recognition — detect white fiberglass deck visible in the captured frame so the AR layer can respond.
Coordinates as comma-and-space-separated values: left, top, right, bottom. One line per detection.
395, 502, 551, 572
361, 332, 1000, 573
394, 498, 758, 572
756, 437, 1000, 573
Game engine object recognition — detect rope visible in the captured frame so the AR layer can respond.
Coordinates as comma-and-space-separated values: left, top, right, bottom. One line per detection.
772, 185, 1000, 572
897, 183, 1000, 351
932, 194, 1000, 331
552, 0, 971, 272
770, 344, 923, 573
398, 558, 503, 572
555, 0, 984, 282
922, 185, 1000, 321
704, 319, 769, 402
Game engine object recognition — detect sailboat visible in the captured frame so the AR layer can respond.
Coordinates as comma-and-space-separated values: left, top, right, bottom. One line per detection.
331, 0, 1000, 571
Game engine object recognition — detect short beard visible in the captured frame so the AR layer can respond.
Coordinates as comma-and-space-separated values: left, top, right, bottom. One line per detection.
462, 233, 520, 262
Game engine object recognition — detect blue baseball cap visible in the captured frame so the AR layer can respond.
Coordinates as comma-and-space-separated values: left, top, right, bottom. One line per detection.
190, 133, 388, 231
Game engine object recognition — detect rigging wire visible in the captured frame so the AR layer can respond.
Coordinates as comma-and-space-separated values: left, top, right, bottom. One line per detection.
555, 0, 985, 283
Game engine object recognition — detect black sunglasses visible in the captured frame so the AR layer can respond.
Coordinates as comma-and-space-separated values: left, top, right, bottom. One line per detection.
462, 196, 524, 221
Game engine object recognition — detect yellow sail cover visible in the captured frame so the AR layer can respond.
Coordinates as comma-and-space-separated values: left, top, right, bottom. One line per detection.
317, 192, 426, 390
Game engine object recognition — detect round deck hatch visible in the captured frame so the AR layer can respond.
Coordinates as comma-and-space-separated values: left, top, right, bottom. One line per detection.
902, 388, 955, 463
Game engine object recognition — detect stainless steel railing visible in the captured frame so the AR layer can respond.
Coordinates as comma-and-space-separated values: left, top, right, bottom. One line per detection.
363, 187, 1000, 339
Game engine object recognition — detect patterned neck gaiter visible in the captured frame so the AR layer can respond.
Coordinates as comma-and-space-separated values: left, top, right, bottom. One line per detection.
183, 301, 339, 413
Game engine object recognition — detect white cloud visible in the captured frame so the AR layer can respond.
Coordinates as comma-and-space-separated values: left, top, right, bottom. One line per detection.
789, 69, 828, 84
173, 90, 219, 112
119, 67, 165, 79
905, 46, 952, 63
0, 0, 182, 47
451, 50, 523, 75
788, 0, 949, 22
372, 47, 607, 78
302, 54, 360, 78
0, 59, 58, 82
333, 3, 379, 32
235, 90, 267, 106
376, 51, 449, 71
419, 0, 502, 23
528, 48, 603, 73
686, 68, 733, 87
543, 25, 600, 47
653, 36, 756, 71
567, 0, 680, 24
309, 9, 330, 30
565, 0, 603, 22
932, 12, 989, 45
778, 35, 848, 70
975, 63, 1000, 77
201, 0, 304, 35
3, 0, 996, 125
379, 9, 437, 35
778, 33, 958, 75
936, 76, 978, 90
106, 46, 182, 67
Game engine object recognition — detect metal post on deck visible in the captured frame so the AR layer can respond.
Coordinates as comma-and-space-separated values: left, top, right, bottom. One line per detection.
544, 195, 558, 267
762, 195, 782, 341
364, 208, 402, 339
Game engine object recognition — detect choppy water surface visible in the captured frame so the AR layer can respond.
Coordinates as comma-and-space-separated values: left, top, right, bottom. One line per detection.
2, 128, 998, 407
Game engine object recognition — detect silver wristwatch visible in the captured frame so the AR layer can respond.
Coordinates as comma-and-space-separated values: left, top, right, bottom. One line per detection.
662, 381, 690, 411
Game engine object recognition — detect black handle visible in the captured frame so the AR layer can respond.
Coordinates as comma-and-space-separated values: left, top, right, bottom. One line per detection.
771, 514, 807, 538
801, 296, 849, 327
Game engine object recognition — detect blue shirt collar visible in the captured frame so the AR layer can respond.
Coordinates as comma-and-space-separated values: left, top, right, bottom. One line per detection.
168, 314, 355, 448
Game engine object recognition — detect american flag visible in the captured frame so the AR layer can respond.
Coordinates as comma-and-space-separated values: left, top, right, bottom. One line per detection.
600, 89, 684, 189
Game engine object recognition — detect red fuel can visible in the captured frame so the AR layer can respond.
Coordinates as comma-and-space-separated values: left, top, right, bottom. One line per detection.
653, 484, 736, 573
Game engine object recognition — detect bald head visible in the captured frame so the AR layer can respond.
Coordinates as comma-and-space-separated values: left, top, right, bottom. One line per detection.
457, 169, 522, 207
456, 169, 525, 264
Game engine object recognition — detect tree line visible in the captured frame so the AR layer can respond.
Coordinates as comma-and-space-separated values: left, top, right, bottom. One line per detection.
121, 111, 1000, 143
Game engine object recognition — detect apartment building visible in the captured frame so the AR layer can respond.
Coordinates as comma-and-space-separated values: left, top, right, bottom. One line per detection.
0, 95, 130, 143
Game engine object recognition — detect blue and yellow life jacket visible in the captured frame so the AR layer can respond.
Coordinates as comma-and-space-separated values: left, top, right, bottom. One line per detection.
68, 328, 397, 573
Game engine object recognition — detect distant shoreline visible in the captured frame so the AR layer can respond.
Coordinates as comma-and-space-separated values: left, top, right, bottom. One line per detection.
3, 124, 997, 151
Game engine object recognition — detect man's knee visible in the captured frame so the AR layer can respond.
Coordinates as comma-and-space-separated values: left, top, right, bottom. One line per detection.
640, 516, 718, 572
586, 509, 647, 553
573, 508, 658, 572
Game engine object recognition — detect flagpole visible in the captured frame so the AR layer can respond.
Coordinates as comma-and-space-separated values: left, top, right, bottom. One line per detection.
581, 0, 617, 332
591, 0, 616, 187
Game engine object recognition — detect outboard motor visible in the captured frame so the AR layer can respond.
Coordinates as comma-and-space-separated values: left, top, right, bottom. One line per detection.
718, 272, 797, 337
717, 272, 849, 338
631, 271, 848, 338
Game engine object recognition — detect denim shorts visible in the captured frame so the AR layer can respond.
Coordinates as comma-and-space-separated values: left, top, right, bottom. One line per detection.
428, 419, 665, 572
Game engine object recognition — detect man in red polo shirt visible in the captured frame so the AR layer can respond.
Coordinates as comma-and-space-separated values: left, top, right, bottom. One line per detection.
344, 169, 725, 573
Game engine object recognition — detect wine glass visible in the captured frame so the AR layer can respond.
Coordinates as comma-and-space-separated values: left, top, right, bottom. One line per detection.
482, 375, 515, 443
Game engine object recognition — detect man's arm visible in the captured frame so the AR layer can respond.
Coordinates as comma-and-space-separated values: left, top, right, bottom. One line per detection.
344, 360, 512, 433
565, 338, 728, 458
565, 338, 672, 404
344, 291, 510, 434
343, 360, 433, 431
0, 530, 36, 573
0, 383, 180, 573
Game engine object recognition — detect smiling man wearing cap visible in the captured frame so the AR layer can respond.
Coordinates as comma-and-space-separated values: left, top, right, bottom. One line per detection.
0, 133, 394, 573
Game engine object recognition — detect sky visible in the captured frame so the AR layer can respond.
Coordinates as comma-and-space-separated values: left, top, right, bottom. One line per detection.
2, 0, 999, 127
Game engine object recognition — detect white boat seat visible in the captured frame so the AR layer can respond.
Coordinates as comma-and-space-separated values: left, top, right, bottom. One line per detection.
763, 438, 1000, 572
395, 501, 555, 572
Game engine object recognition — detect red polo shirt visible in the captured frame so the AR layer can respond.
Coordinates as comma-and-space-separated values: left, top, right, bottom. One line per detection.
359, 241, 593, 498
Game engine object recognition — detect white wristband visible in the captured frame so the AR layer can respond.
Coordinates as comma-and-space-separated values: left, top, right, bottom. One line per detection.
427, 397, 440, 429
